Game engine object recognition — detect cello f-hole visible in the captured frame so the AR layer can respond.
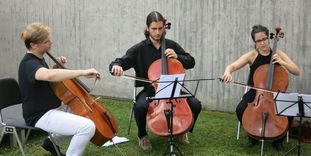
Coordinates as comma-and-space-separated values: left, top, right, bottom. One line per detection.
254, 94, 263, 106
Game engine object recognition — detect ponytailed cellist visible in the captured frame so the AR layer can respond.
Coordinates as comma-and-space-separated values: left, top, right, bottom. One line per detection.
221, 25, 300, 151
109, 11, 202, 150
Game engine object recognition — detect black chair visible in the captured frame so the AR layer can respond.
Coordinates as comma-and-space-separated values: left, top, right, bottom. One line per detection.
0, 78, 61, 156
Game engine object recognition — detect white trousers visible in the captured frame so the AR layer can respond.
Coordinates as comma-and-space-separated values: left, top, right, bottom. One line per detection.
35, 104, 96, 156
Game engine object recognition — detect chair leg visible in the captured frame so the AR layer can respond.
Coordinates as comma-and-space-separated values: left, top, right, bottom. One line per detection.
237, 121, 241, 140
127, 100, 135, 135
10, 126, 26, 156
24, 129, 32, 145
236, 87, 249, 140
48, 134, 62, 156
286, 130, 289, 143
127, 87, 137, 135
1, 126, 26, 156
0, 126, 5, 143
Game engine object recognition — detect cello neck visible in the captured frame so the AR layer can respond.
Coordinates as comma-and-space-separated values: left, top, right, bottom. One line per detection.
46, 52, 91, 93
266, 26, 284, 90
161, 35, 168, 75
266, 41, 277, 90
160, 21, 172, 75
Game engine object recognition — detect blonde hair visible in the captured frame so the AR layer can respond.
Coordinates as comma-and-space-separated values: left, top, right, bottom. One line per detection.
20, 22, 51, 49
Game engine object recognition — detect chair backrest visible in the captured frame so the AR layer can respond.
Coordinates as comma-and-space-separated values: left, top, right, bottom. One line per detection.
0, 78, 22, 110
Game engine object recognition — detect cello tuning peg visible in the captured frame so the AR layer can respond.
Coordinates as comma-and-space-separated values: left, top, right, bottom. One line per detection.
279, 32, 285, 38
166, 22, 171, 29
270, 33, 275, 39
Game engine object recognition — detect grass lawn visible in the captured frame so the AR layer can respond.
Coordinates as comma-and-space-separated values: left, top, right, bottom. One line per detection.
1, 97, 310, 156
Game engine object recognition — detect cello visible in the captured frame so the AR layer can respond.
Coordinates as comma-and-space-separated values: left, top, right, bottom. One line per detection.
242, 26, 288, 140
46, 52, 118, 146
146, 22, 194, 137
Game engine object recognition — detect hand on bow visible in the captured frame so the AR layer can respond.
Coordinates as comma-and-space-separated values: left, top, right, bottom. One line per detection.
221, 71, 233, 83
83, 68, 101, 80
111, 65, 123, 76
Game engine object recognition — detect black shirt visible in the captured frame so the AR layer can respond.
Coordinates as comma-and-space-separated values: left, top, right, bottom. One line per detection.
18, 53, 61, 126
109, 38, 195, 87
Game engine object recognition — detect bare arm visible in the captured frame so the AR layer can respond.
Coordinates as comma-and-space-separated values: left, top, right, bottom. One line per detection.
273, 50, 300, 75
222, 51, 255, 82
35, 67, 100, 82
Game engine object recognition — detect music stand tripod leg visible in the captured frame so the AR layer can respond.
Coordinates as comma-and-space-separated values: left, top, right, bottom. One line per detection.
151, 76, 200, 155
163, 101, 183, 156
282, 94, 310, 156
284, 116, 306, 156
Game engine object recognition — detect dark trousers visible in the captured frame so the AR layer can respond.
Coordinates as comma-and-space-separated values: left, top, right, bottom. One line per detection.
134, 89, 202, 139
236, 89, 292, 144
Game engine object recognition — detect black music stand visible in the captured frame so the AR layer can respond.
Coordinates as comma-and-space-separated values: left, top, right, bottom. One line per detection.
274, 92, 311, 156
148, 74, 194, 156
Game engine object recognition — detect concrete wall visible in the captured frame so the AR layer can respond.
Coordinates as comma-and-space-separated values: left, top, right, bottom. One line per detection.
0, 0, 310, 112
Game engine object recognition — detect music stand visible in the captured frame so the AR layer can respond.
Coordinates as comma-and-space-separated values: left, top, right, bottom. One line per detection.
274, 92, 311, 156
148, 74, 193, 156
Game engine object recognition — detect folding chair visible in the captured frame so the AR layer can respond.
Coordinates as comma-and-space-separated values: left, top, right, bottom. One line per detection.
0, 78, 61, 156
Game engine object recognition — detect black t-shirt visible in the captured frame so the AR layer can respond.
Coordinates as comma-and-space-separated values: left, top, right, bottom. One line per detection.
109, 38, 195, 87
18, 53, 61, 126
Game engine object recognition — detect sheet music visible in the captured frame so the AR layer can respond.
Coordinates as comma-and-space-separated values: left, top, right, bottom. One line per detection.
299, 94, 311, 117
155, 74, 185, 99
102, 136, 129, 147
274, 92, 311, 117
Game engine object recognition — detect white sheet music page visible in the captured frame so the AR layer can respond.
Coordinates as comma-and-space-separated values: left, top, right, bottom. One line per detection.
155, 74, 185, 99
102, 136, 129, 147
274, 92, 311, 117
274, 92, 299, 116
299, 94, 311, 117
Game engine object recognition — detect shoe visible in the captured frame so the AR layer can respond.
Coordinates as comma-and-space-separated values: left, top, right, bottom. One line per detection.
272, 142, 285, 151
138, 136, 152, 150
176, 133, 190, 144
245, 137, 258, 147
41, 138, 65, 156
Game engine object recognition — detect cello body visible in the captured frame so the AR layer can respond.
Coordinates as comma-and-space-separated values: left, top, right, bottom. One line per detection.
47, 52, 118, 146
147, 59, 193, 136
242, 64, 288, 140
